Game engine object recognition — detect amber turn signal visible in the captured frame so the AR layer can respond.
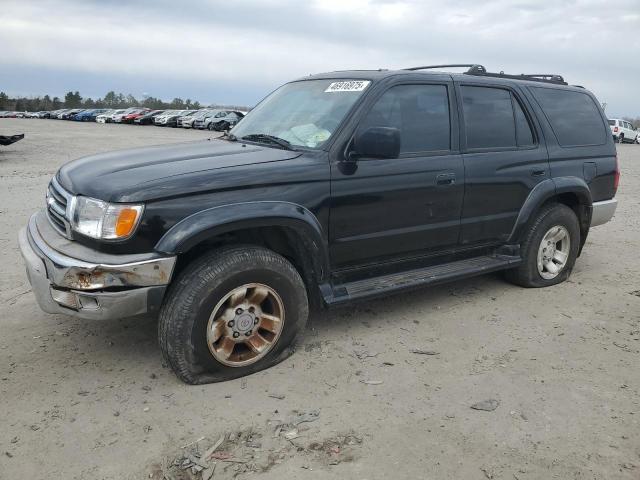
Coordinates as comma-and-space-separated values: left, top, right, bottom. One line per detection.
115, 208, 141, 237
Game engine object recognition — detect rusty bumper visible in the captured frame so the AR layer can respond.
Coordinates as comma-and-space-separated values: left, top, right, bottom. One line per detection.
18, 212, 176, 320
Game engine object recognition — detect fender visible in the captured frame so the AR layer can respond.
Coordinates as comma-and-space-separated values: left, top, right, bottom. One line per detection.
508, 177, 592, 244
155, 201, 329, 281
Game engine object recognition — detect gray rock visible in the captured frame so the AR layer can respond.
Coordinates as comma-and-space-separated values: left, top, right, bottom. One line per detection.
470, 399, 500, 412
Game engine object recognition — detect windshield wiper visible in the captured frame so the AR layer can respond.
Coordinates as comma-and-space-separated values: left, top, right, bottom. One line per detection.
241, 133, 293, 150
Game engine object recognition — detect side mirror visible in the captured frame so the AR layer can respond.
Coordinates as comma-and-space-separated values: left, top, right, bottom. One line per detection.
351, 127, 401, 160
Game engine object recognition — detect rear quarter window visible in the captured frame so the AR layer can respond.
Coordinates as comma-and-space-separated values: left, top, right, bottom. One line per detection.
532, 87, 606, 147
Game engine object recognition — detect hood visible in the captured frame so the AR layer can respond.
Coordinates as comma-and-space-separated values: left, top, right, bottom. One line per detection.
57, 139, 301, 203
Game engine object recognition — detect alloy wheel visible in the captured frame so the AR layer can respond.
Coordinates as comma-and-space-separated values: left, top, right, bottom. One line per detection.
206, 283, 285, 367
537, 225, 571, 279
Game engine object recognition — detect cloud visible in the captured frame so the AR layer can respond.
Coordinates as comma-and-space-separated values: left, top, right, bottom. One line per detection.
1, 0, 639, 115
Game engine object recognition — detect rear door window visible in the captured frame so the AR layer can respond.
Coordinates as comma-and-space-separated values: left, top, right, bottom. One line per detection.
460, 86, 535, 150
531, 87, 606, 146
461, 86, 516, 149
513, 98, 535, 147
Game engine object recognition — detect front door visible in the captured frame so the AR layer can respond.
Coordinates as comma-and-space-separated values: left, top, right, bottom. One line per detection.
329, 81, 465, 271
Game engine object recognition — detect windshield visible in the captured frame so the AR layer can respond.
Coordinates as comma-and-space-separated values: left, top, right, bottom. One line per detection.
608, 119, 615, 126
231, 79, 371, 149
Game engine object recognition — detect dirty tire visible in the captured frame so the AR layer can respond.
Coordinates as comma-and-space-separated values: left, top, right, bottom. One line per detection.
505, 204, 580, 288
158, 246, 308, 384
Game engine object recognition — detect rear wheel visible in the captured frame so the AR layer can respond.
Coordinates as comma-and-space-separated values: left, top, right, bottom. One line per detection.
505, 204, 580, 287
619, 134, 625, 144
158, 246, 309, 384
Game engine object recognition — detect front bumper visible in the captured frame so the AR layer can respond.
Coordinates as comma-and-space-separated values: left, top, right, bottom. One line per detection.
591, 198, 617, 227
19, 211, 176, 320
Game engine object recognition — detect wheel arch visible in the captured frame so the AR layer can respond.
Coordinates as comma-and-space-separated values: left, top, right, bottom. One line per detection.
155, 201, 330, 301
509, 177, 592, 252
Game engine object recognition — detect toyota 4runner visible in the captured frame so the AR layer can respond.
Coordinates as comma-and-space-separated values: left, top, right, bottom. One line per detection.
19, 64, 619, 384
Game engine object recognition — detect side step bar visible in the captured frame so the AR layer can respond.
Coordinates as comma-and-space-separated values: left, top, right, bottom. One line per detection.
325, 255, 521, 305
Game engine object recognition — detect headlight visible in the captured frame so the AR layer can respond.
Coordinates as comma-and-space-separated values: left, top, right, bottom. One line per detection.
72, 196, 143, 240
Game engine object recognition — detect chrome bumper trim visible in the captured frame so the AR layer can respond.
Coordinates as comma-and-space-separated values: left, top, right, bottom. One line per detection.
19, 213, 175, 320
590, 198, 617, 227
26, 213, 175, 290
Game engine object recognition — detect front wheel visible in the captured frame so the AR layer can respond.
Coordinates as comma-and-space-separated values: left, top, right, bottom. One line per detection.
158, 246, 309, 384
505, 204, 580, 288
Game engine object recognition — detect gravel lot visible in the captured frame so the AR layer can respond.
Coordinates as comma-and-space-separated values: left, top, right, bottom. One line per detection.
0, 119, 638, 479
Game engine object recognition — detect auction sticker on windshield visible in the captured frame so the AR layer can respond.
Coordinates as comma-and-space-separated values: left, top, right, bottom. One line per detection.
325, 81, 370, 93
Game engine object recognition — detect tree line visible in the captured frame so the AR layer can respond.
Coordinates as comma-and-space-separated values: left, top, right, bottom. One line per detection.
0, 91, 249, 112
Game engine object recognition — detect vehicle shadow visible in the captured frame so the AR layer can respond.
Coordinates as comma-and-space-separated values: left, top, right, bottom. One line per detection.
21, 271, 510, 385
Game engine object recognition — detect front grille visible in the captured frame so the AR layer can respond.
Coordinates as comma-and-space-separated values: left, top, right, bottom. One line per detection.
46, 178, 72, 238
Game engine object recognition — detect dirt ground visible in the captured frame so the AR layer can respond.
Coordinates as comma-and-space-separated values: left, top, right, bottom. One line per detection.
0, 118, 638, 480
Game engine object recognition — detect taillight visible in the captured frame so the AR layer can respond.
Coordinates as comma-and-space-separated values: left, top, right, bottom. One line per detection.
614, 126, 619, 133
614, 155, 620, 194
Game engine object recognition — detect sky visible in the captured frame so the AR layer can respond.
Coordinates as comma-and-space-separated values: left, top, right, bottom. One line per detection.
1, 0, 639, 116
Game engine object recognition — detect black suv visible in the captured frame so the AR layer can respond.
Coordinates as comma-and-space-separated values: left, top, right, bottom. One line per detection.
19, 64, 619, 384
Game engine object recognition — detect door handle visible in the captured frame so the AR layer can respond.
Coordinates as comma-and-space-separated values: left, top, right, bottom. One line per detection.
531, 169, 546, 177
436, 173, 456, 185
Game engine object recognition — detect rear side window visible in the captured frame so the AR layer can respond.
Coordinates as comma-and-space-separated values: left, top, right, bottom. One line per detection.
531, 87, 606, 146
359, 84, 451, 153
461, 86, 535, 149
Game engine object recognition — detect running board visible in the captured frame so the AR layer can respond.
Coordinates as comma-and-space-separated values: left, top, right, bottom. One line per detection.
325, 255, 521, 305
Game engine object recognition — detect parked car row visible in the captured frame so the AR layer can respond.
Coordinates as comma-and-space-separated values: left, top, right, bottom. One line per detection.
0, 111, 45, 118
1, 107, 247, 131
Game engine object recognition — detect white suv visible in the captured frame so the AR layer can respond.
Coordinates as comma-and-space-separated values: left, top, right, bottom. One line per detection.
609, 118, 639, 144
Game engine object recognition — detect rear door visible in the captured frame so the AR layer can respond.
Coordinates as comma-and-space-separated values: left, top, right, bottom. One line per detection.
620, 120, 628, 139
625, 121, 635, 140
455, 81, 549, 246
